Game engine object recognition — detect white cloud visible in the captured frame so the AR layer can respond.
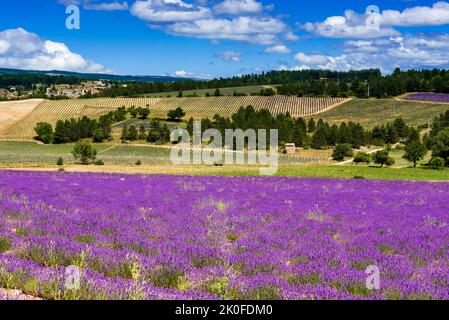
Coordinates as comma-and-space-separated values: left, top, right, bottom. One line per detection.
303, 2, 449, 39
294, 52, 329, 65
167, 16, 286, 44
213, 0, 263, 15
0, 28, 109, 73
303, 11, 399, 39
380, 1, 449, 27
216, 50, 241, 62
129, 0, 289, 44
264, 44, 291, 54
173, 70, 193, 77
84, 2, 129, 11
131, 0, 211, 22
285, 32, 300, 42
291, 33, 449, 72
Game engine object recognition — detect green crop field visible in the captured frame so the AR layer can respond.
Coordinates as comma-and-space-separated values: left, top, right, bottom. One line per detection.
308, 98, 449, 128
0, 141, 328, 165
144, 85, 278, 97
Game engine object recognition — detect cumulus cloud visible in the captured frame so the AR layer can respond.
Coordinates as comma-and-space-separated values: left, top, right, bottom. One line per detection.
264, 44, 291, 54
166, 16, 286, 44
380, 1, 449, 27
173, 70, 194, 77
0, 28, 109, 73
84, 1, 129, 11
129, 0, 288, 44
215, 50, 241, 62
303, 2, 449, 39
290, 33, 449, 72
131, 0, 211, 22
294, 52, 329, 65
213, 0, 263, 15
303, 12, 399, 39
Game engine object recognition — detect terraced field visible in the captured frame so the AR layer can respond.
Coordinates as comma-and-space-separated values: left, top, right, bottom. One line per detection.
0, 96, 350, 138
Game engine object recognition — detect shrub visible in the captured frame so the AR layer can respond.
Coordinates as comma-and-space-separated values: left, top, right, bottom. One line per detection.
332, 144, 353, 161
403, 140, 427, 167
373, 149, 395, 167
0, 237, 11, 253
58, 168, 65, 172
353, 152, 371, 164
135, 160, 142, 166
429, 157, 445, 170
56, 157, 64, 166
72, 141, 97, 165
94, 160, 105, 166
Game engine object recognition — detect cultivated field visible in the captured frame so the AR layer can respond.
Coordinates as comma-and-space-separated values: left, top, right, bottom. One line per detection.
0, 141, 329, 166
1, 171, 448, 300
311, 98, 449, 129
0, 99, 44, 134
144, 85, 278, 97
0, 96, 350, 138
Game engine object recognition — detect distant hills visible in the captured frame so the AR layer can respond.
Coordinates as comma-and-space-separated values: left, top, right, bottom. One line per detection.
0, 68, 196, 83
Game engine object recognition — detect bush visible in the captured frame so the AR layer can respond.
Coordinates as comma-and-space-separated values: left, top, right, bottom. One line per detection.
429, 157, 445, 170
373, 149, 395, 167
135, 160, 142, 166
56, 157, 64, 166
0, 237, 11, 253
353, 152, 371, 164
332, 144, 353, 161
72, 141, 97, 165
58, 168, 65, 172
94, 160, 105, 166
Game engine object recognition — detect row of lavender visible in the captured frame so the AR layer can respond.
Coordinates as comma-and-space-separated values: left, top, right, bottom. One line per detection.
404, 92, 449, 103
0, 171, 448, 300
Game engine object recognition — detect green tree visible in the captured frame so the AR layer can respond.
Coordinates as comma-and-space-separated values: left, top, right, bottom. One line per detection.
121, 125, 128, 142
127, 125, 138, 141
307, 118, 316, 133
403, 140, 427, 167
139, 107, 150, 119
72, 141, 97, 165
353, 152, 371, 164
431, 127, 449, 166
373, 149, 395, 167
311, 126, 327, 149
214, 88, 221, 96
138, 124, 147, 140
332, 143, 353, 161
167, 107, 186, 121
34, 122, 53, 144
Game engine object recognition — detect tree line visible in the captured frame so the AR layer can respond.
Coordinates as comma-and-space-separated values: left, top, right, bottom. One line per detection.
278, 68, 449, 98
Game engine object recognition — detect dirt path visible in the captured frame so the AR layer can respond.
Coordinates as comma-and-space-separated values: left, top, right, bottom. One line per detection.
335, 143, 399, 166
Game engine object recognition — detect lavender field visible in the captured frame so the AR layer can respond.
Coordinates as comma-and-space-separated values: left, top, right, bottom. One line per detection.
0, 171, 448, 300
405, 92, 449, 103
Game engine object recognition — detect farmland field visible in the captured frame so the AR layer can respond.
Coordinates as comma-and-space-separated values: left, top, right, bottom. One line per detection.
404, 93, 449, 104
0, 171, 448, 300
0, 141, 328, 166
309, 98, 449, 129
144, 85, 278, 97
0, 99, 44, 134
0, 96, 350, 138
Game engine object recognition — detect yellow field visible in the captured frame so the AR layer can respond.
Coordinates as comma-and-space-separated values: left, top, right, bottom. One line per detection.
0, 96, 351, 138
0, 99, 44, 134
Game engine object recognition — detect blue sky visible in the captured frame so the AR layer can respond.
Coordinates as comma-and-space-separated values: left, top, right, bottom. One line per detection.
1, 0, 449, 78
